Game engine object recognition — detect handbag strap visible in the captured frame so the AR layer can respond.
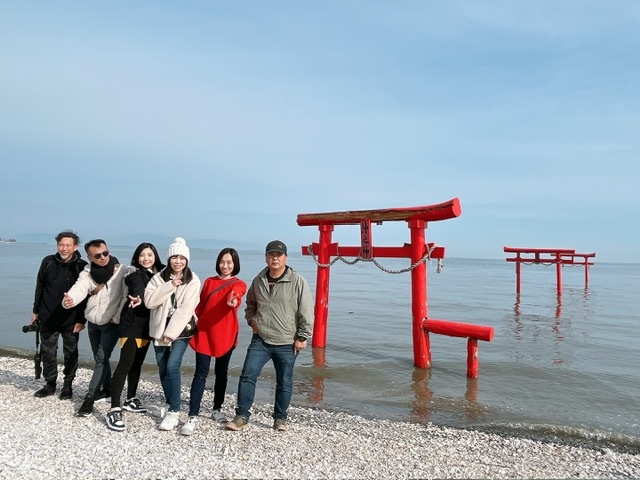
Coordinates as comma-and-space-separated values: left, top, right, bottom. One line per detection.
170, 292, 177, 309
203, 279, 238, 308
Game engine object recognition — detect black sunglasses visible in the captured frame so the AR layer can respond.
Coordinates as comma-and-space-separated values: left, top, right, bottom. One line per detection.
93, 250, 110, 259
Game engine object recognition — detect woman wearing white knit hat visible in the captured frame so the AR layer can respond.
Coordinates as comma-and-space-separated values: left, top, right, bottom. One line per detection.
144, 237, 201, 431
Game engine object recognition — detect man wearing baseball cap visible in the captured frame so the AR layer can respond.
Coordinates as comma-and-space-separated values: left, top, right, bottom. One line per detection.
226, 240, 313, 432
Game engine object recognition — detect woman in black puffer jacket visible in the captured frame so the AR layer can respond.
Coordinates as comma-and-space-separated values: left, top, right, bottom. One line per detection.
105, 242, 165, 432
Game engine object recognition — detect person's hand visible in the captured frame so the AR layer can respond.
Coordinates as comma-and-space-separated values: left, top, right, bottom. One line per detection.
31, 314, 38, 324
73, 323, 85, 334
294, 338, 307, 354
227, 292, 239, 308
63, 292, 75, 308
161, 336, 173, 344
129, 295, 141, 308
171, 273, 183, 287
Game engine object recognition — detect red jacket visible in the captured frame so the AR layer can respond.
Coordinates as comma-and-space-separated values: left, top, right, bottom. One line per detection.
190, 276, 247, 357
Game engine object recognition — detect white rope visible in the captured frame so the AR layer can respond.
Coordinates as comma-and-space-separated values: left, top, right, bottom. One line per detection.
305, 243, 444, 274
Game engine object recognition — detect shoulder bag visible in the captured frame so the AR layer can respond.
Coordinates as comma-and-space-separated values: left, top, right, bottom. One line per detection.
166, 292, 198, 339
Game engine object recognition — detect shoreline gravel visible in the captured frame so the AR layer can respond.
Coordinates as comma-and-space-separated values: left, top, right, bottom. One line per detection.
1, 355, 638, 479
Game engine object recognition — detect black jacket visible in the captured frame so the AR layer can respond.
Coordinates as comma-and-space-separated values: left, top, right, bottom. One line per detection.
33, 251, 88, 328
118, 268, 156, 339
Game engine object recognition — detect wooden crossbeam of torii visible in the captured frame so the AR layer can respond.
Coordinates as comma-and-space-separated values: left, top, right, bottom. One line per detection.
504, 246, 596, 295
297, 198, 462, 226
297, 198, 481, 371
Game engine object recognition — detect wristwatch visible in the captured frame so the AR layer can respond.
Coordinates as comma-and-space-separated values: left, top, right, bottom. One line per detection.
297, 336, 307, 342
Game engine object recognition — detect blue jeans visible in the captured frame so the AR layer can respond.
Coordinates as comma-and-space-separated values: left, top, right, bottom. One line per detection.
236, 334, 297, 420
87, 322, 119, 397
154, 338, 190, 412
188, 348, 234, 416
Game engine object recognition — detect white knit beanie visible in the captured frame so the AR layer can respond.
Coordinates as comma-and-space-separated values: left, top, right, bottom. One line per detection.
167, 237, 190, 261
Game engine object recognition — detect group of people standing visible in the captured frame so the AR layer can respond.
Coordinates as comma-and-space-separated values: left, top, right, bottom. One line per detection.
30, 232, 314, 434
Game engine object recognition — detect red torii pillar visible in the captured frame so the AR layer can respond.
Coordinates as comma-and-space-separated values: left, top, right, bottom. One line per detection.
297, 198, 461, 368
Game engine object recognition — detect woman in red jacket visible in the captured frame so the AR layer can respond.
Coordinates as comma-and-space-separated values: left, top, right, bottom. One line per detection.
180, 247, 246, 435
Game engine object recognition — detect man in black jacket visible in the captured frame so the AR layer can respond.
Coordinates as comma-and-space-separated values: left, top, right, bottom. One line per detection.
31, 230, 87, 400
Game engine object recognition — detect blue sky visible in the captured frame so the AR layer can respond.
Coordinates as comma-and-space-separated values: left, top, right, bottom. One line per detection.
1, 1, 638, 263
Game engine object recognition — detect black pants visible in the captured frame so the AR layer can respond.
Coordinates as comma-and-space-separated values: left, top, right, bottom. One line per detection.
40, 324, 79, 386
110, 337, 150, 408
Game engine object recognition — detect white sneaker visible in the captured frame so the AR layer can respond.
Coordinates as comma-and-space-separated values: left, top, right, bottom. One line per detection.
158, 411, 180, 431
180, 416, 198, 435
211, 409, 228, 423
153, 404, 169, 419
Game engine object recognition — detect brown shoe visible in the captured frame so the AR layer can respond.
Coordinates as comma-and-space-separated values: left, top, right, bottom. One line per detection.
225, 415, 249, 431
273, 418, 288, 432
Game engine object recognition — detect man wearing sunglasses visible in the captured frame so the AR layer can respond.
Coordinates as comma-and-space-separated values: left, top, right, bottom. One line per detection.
63, 239, 130, 417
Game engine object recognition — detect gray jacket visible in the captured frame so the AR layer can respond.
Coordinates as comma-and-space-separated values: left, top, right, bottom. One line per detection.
245, 266, 313, 345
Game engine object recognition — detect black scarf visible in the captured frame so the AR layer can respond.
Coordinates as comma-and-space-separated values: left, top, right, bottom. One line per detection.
90, 256, 119, 284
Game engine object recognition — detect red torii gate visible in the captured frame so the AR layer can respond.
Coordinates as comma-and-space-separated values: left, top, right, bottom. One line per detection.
297, 198, 493, 376
504, 246, 596, 296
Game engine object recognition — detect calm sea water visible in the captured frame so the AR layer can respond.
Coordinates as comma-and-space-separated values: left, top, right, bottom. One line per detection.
1, 242, 639, 447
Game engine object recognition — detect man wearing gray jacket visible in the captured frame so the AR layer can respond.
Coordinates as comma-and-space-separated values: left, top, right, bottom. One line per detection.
226, 240, 313, 432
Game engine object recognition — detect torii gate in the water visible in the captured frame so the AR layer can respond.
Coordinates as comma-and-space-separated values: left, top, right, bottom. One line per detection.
504, 246, 596, 296
297, 198, 489, 371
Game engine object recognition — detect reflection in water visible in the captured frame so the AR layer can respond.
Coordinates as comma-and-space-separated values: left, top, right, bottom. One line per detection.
552, 316, 564, 342
410, 367, 433, 421
513, 296, 524, 340
463, 378, 485, 421
512, 293, 570, 365
465, 378, 478, 403
409, 368, 486, 423
555, 295, 562, 319
308, 347, 327, 402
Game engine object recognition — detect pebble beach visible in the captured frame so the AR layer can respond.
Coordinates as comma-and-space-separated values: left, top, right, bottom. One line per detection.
1, 355, 638, 479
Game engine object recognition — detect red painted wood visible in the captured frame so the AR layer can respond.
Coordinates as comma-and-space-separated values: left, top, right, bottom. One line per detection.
467, 338, 479, 379
301, 243, 446, 259
312, 225, 333, 348
556, 253, 563, 295
359, 219, 372, 259
503, 246, 575, 254
423, 318, 494, 342
297, 198, 461, 226
298, 199, 468, 371
409, 219, 429, 368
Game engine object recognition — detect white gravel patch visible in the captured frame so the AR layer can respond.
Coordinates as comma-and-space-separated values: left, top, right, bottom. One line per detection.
1, 355, 638, 479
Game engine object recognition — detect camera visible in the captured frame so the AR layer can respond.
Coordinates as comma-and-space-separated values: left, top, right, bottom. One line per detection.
22, 320, 39, 333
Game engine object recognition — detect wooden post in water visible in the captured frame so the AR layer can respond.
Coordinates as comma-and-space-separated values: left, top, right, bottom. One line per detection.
423, 318, 494, 378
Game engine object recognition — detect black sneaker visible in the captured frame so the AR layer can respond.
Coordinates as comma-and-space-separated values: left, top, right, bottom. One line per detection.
34, 383, 56, 398
106, 408, 125, 432
123, 397, 148, 413
94, 388, 111, 403
59, 385, 73, 400
77, 395, 94, 417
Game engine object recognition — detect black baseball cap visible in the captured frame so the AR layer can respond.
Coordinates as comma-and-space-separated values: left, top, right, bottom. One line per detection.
265, 240, 287, 255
